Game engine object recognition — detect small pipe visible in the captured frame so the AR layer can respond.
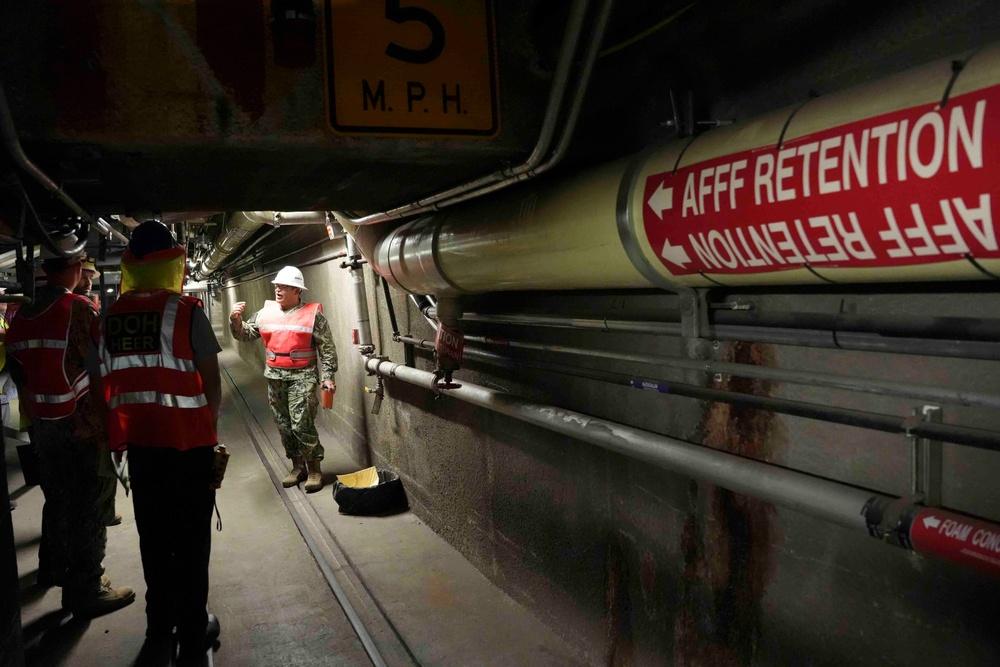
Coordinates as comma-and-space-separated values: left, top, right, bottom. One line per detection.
443, 0, 616, 207
459, 311, 1000, 362
712, 310, 1000, 342
460, 333, 1000, 411
381, 277, 400, 340
222, 227, 279, 274
223, 247, 347, 289
436, 342, 1000, 452
364, 355, 892, 531
0, 85, 130, 249
408, 294, 438, 331
1, 84, 86, 256
346, 235, 373, 349
337, 0, 594, 226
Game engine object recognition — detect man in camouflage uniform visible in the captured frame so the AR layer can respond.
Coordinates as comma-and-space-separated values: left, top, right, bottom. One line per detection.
6, 252, 134, 617
73, 256, 121, 527
229, 266, 337, 493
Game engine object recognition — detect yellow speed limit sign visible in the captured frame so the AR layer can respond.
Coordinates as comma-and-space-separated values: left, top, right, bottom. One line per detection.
326, 0, 499, 137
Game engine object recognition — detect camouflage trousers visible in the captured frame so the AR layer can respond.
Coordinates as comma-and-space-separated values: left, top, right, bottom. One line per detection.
34, 419, 112, 597
267, 377, 324, 462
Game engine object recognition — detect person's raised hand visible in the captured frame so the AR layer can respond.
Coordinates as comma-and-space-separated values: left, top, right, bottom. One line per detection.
230, 302, 246, 322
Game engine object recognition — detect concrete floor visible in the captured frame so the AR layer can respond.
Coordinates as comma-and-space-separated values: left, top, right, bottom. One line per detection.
7, 349, 588, 666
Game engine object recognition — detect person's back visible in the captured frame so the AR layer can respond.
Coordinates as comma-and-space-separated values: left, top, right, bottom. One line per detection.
97, 220, 223, 664
5, 255, 134, 617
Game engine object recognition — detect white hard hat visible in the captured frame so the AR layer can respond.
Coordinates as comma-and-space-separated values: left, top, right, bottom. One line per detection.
272, 266, 307, 290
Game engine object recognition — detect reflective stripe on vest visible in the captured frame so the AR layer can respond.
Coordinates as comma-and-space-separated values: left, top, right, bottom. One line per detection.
7, 339, 68, 352
257, 301, 321, 369
101, 290, 217, 450
28, 373, 90, 405
5, 292, 92, 419
98, 295, 196, 374
107, 390, 208, 410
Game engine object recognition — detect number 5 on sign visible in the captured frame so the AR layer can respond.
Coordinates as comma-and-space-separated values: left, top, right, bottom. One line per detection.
325, 0, 499, 137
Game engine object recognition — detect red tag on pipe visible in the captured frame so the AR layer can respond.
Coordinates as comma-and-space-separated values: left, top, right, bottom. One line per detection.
435, 323, 465, 366
352, 329, 359, 344
907, 507, 1000, 577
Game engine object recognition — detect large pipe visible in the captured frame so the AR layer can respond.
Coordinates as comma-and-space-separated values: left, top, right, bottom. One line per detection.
366, 356, 1000, 577
196, 210, 333, 279
242, 211, 332, 226
366, 44, 1000, 295
198, 211, 265, 278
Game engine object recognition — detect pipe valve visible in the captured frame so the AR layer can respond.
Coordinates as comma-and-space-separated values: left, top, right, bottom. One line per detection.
365, 376, 384, 415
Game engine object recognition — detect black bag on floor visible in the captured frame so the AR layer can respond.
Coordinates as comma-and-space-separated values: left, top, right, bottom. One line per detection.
332, 467, 409, 516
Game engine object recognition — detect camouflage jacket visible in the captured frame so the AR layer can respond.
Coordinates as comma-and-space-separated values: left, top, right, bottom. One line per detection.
231, 302, 338, 382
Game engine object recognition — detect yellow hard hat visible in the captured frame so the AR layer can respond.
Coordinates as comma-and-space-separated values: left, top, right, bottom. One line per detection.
81, 257, 100, 277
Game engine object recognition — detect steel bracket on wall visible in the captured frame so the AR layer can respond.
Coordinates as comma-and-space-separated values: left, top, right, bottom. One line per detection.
909, 405, 943, 507
679, 288, 711, 339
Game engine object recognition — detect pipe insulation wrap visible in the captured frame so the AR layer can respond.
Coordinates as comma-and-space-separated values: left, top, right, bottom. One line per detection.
200, 212, 266, 276
364, 357, 890, 531
366, 43, 1000, 293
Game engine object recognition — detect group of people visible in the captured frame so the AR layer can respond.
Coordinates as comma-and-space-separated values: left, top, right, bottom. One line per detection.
3, 219, 339, 665
4, 221, 221, 664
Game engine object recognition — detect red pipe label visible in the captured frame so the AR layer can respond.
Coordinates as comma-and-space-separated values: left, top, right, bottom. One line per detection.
641, 84, 1000, 276
435, 323, 465, 366
908, 508, 1000, 577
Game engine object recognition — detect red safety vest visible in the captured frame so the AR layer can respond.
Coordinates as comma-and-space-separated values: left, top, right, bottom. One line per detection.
5, 292, 92, 420
257, 301, 321, 369
98, 289, 217, 450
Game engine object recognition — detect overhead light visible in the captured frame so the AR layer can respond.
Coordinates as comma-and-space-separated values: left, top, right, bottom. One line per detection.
106, 288, 114, 293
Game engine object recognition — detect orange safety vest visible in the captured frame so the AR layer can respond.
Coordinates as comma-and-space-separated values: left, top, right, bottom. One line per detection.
257, 301, 321, 369
98, 289, 217, 450
5, 292, 92, 419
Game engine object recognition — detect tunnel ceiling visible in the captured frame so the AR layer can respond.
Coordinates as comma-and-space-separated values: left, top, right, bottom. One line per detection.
1, 0, 999, 235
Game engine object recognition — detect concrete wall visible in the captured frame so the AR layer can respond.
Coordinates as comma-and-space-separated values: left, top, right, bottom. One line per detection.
222, 257, 1000, 666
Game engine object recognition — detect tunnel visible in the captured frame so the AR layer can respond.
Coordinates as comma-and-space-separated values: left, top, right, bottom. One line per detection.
2, 1, 1000, 665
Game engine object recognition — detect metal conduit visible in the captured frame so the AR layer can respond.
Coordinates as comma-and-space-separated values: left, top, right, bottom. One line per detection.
466, 309, 1000, 342
364, 356, 892, 531
443, 0, 616, 208
338, 0, 597, 226
199, 212, 265, 278
345, 235, 373, 349
242, 211, 332, 226
1, 84, 128, 250
198, 211, 333, 279
457, 311, 1000, 362
457, 333, 1000, 411
400, 338, 1000, 452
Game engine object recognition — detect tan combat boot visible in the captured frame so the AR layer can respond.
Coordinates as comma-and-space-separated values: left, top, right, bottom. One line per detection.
282, 456, 307, 488
64, 578, 136, 618
303, 459, 324, 493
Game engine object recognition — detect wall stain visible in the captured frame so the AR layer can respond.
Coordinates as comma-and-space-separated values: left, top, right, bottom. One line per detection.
604, 534, 635, 667
673, 341, 779, 666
